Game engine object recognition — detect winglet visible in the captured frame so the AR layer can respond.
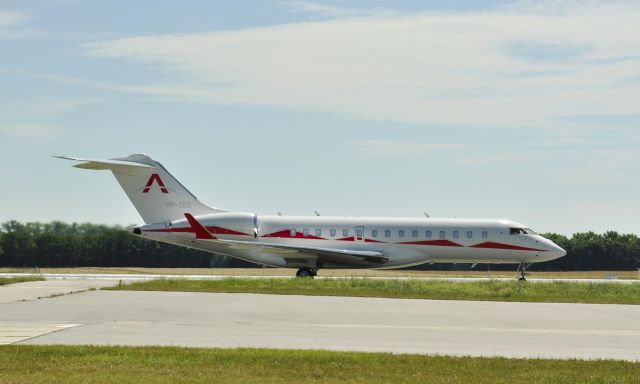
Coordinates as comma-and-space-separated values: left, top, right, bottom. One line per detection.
184, 213, 216, 240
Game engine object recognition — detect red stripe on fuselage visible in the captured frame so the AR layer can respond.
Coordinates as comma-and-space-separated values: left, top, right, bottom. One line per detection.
400, 239, 464, 247
261, 229, 327, 240
144, 226, 248, 236
471, 242, 546, 252
209, 227, 250, 236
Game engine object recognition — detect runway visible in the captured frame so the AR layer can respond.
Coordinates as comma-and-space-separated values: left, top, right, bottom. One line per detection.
1, 280, 639, 360
2, 272, 638, 284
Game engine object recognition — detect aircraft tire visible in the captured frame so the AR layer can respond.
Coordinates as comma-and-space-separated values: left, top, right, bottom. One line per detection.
296, 268, 314, 278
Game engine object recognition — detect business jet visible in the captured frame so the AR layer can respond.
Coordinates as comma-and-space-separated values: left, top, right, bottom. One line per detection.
58, 154, 566, 279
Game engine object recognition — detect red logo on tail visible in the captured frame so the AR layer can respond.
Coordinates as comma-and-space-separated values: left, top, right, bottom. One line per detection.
143, 174, 168, 194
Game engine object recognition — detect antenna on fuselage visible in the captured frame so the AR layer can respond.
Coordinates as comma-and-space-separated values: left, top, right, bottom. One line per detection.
314, 211, 321, 216
277, 211, 282, 216
423, 212, 430, 218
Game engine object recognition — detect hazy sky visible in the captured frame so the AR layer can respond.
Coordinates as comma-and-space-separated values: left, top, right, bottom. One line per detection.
1, 0, 639, 235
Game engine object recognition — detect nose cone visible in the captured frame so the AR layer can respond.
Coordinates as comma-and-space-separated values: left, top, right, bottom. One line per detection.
535, 236, 566, 261
547, 242, 567, 260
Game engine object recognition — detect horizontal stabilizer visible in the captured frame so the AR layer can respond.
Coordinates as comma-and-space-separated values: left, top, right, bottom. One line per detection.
54, 156, 153, 173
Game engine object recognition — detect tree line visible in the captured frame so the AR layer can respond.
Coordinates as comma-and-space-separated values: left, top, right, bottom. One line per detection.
0, 221, 237, 268
0, 221, 639, 270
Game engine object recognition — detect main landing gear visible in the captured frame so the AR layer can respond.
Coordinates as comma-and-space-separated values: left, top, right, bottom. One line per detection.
516, 262, 531, 281
296, 267, 317, 278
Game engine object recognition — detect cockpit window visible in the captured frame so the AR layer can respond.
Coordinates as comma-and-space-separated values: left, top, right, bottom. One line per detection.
525, 228, 538, 235
509, 227, 527, 235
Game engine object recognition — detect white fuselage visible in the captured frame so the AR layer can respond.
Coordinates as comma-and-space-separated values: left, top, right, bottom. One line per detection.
137, 212, 566, 269
59, 153, 566, 272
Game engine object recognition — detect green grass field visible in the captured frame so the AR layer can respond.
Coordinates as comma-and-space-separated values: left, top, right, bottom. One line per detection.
0, 276, 45, 285
0, 345, 638, 384
110, 277, 640, 305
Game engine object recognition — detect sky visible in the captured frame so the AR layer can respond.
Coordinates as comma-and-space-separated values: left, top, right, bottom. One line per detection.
1, 0, 639, 235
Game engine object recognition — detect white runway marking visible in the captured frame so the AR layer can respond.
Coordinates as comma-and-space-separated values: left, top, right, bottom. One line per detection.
0, 323, 81, 345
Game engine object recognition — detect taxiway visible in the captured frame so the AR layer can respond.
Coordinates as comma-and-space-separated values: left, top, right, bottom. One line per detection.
1, 280, 639, 360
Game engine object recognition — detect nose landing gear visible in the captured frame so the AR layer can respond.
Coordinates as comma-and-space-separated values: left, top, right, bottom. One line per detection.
516, 262, 531, 281
296, 267, 317, 278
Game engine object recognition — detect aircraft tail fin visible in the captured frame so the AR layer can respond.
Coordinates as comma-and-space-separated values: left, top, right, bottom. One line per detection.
56, 154, 225, 224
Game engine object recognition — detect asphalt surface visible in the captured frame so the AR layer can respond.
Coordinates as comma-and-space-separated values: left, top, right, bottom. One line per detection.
1, 280, 639, 361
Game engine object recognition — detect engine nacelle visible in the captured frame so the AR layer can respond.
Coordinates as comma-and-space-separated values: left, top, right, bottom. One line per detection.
195, 212, 257, 237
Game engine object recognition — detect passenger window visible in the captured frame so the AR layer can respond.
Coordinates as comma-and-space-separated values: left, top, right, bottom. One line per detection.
482, 231, 488, 239
372, 229, 378, 237
330, 229, 336, 237
303, 229, 309, 237
467, 231, 473, 239
385, 229, 391, 237
398, 230, 405, 238
412, 230, 418, 238
426, 230, 432, 238
290, 229, 297, 237
439, 231, 445, 239
453, 231, 459, 239
315, 228, 321, 236
342, 229, 349, 237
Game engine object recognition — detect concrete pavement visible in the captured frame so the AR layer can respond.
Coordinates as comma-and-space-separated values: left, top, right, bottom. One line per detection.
0, 286, 639, 361
0, 279, 119, 304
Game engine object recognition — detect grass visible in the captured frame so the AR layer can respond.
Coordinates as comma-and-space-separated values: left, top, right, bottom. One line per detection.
110, 277, 640, 305
0, 276, 45, 286
0, 345, 638, 384
2, 267, 639, 279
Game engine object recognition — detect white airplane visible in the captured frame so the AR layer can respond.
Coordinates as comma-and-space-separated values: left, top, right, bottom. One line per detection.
58, 154, 566, 279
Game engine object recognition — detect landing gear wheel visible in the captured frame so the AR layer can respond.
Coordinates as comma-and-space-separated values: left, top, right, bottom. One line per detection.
296, 267, 316, 278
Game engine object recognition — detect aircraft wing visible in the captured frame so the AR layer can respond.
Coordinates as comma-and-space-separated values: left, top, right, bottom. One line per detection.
219, 239, 388, 265
179, 212, 388, 268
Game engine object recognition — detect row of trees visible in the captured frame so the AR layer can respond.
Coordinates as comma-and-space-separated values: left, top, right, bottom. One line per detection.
0, 221, 236, 268
541, 232, 640, 271
1, 221, 639, 270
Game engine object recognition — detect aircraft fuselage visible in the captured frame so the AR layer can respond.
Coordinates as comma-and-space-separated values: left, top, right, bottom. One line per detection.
136, 213, 566, 270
